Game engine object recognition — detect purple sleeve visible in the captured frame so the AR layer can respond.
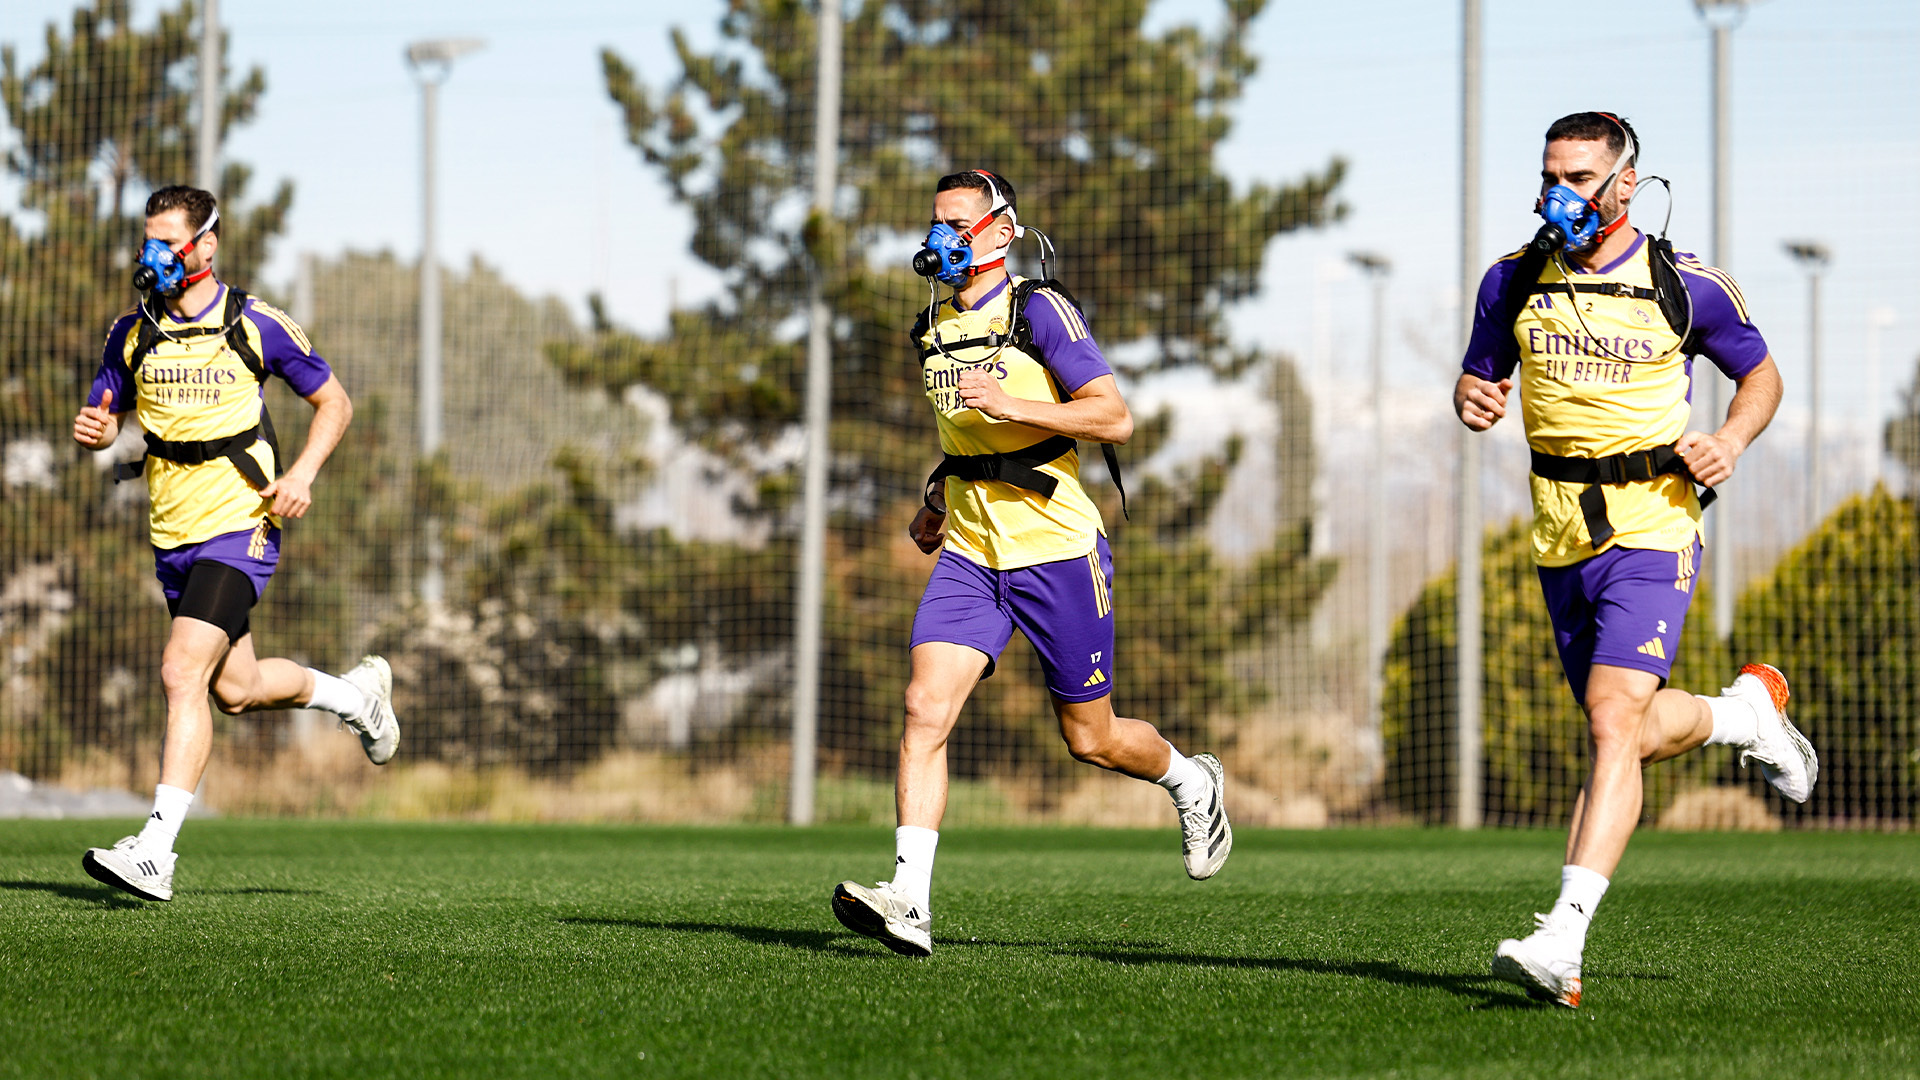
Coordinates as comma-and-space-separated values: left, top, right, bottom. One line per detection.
1461, 258, 1521, 381
88, 313, 138, 411
245, 300, 334, 397
1677, 261, 1769, 379
1024, 288, 1113, 393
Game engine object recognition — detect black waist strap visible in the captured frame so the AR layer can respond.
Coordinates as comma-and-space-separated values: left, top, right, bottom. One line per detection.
114, 424, 270, 490
1530, 443, 1715, 549
926, 434, 1129, 519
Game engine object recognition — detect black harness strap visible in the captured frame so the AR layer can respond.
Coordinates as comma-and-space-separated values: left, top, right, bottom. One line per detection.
1528, 281, 1661, 301
113, 287, 281, 491
1529, 444, 1716, 549
926, 434, 1074, 506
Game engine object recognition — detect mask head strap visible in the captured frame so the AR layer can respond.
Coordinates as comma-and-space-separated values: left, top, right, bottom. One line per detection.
953, 170, 1022, 277
176, 206, 220, 287
1587, 114, 1636, 241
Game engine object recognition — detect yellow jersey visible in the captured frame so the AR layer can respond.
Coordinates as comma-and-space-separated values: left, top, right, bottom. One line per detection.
89, 284, 334, 549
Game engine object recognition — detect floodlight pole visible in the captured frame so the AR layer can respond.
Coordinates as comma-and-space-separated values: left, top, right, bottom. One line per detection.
1696, 0, 1749, 637
406, 38, 484, 605
1867, 307, 1897, 487
1455, 0, 1483, 830
195, 0, 220, 193
1350, 252, 1392, 770
1786, 241, 1829, 527
790, 0, 842, 826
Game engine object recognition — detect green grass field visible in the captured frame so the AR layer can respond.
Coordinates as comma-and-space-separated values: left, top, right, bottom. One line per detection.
1, 821, 1915, 1079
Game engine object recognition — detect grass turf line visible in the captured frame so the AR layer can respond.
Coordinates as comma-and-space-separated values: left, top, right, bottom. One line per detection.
0, 822, 1915, 1079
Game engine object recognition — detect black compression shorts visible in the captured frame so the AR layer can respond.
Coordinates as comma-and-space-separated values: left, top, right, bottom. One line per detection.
166, 560, 256, 642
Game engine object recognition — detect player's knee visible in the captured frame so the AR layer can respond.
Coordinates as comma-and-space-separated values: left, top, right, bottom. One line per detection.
901, 685, 954, 747
1060, 722, 1115, 766
158, 649, 210, 698
1586, 699, 1648, 758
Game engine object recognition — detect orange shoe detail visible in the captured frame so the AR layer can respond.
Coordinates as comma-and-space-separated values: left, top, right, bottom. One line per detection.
1561, 978, 1582, 1009
1740, 663, 1792, 713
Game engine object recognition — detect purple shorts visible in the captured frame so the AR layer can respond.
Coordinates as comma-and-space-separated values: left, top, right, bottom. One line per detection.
1536, 539, 1701, 703
911, 535, 1116, 703
153, 522, 281, 603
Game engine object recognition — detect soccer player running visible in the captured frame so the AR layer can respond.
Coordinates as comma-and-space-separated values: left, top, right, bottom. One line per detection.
832, 171, 1231, 957
1456, 114, 1816, 1007
70, 185, 399, 902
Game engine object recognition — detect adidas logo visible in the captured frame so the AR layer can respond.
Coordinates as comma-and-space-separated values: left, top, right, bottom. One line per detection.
1082, 669, 1107, 688
1637, 638, 1666, 660
150, 811, 163, 820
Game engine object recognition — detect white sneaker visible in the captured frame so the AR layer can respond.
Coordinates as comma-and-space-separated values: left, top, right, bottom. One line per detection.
340, 655, 400, 766
1179, 752, 1232, 880
1491, 913, 1583, 1008
831, 880, 932, 957
1727, 663, 1817, 803
81, 836, 176, 902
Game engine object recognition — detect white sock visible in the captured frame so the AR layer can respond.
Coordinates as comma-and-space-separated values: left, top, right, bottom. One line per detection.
306, 669, 368, 719
892, 826, 938, 913
1700, 692, 1757, 748
137, 783, 195, 854
1155, 742, 1210, 810
1548, 864, 1610, 947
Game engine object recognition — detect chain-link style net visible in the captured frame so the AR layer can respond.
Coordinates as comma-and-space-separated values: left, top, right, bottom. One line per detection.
3, 1, 1913, 829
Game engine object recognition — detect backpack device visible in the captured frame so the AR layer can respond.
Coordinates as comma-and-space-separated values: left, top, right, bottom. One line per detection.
915, 278, 1128, 520
1496, 226, 1712, 550
112, 287, 282, 492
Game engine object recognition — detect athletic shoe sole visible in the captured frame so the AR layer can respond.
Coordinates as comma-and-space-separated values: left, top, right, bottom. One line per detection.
1491, 948, 1580, 1009
81, 848, 171, 902
831, 882, 932, 957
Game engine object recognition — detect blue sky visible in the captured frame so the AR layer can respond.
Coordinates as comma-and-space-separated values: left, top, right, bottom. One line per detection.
4, 0, 1917, 436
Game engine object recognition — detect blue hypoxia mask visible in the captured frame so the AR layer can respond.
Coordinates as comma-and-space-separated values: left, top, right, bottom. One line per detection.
1538, 184, 1603, 251
132, 207, 219, 297
911, 170, 1023, 286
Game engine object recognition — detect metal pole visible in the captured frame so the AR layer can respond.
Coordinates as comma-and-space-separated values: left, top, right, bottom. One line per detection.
1808, 267, 1822, 524
1698, 0, 1748, 637
1867, 307, 1897, 488
292, 251, 315, 328
419, 76, 441, 459
1455, 0, 1483, 830
404, 38, 481, 606
1785, 241, 1829, 532
195, 0, 220, 192
790, 0, 842, 826
418, 75, 445, 604
1350, 254, 1391, 758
